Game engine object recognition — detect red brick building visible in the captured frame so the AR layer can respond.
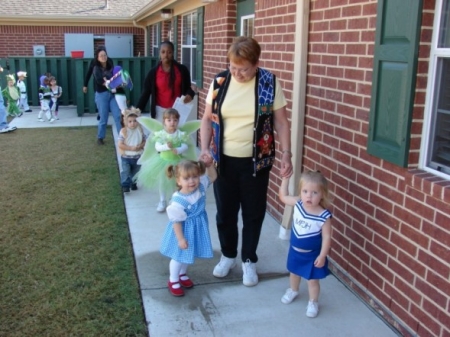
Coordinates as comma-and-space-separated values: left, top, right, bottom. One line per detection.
1, 1, 449, 336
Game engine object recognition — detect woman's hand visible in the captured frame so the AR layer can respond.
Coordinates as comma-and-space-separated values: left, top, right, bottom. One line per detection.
280, 152, 293, 178
200, 150, 213, 167
183, 95, 193, 104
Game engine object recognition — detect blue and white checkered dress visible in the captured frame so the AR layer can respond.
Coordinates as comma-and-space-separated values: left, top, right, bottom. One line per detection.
160, 176, 213, 264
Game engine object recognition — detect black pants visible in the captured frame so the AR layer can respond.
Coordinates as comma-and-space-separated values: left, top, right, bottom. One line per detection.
213, 155, 270, 263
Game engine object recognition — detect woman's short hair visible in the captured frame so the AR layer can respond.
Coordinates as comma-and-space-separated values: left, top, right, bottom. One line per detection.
227, 36, 261, 65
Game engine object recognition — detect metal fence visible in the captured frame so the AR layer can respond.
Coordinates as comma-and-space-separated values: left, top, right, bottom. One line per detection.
2, 56, 158, 116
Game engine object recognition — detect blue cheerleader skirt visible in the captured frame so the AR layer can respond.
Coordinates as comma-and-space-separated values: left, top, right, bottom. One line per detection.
286, 246, 329, 280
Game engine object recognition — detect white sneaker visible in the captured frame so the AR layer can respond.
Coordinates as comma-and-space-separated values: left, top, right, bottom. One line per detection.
281, 288, 299, 304
306, 300, 319, 318
242, 259, 258, 286
156, 200, 166, 212
49, 118, 56, 123
213, 255, 236, 278
38, 118, 45, 122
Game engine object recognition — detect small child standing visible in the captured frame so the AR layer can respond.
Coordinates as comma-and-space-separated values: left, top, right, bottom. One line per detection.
117, 107, 146, 193
137, 108, 198, 213
16, 71, 32, 113
2, 74, 22, 117
278, 170, 332, 318
38, 75, 55, 123
49, 76, 62, 120
160, 160, 217, 296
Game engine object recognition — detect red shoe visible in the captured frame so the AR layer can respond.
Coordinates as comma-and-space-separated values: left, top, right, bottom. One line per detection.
168, 281, 184, 297
179, 274, 194, 288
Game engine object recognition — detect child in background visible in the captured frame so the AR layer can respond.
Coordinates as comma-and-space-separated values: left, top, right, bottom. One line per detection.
16, 71, 32, 113
49, 76, 62, 120
160, 160, 217, 296
117, 107, 146, 193
38, 75, 55, 123
278, 170, 332, 318
2, 74, 22, 117
137, 108, 198, 213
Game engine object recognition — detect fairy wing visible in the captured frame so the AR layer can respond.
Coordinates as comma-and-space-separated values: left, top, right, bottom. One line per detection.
137, 117, 164, 164
179, 120, 201, 162
179, 120, 201, 135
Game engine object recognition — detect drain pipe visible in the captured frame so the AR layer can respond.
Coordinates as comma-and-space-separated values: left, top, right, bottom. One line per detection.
133, 20, 148, 56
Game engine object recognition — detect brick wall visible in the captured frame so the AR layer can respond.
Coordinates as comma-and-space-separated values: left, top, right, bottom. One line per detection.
307, 0, 450, 336
0, 25, 145, 57
201, 0, 449, 336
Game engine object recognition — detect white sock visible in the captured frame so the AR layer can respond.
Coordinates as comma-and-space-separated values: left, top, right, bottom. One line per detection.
169, 260, 182, 287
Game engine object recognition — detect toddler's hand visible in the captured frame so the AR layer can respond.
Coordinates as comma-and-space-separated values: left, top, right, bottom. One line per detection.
171, 149, 178, 155
178, 238, 188, 250
167, 141, 173, 149
314, 255, 326, 268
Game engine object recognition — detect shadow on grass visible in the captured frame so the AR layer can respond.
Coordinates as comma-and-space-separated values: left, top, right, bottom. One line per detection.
0, 127, 147, 336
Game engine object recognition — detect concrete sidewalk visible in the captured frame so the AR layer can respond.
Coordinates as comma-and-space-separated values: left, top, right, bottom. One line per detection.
10, 107, 399, 337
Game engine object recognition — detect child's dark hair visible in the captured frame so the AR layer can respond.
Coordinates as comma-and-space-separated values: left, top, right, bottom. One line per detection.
298, 170, 331, 208
162, 108, 180, 121
166, 160, 206, 190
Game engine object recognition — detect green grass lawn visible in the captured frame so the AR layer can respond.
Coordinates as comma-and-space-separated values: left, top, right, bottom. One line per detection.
0, 126, 147, 336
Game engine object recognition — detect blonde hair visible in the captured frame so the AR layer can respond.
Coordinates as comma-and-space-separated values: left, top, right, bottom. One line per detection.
298, 171, 331, 209
166, 160, 206, 190
162, 108, 180, 121
227, 36, 261, 66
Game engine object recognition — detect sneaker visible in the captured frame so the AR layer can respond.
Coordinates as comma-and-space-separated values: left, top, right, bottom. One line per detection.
213, 255, 236, 278
131, 183, 138, 191
156, 200, 166, 212
25, 109, 32, 113
306, 300, 319, 318
0, 128, 10, 134
242, 259, 258, 286
49, 118, 56, 123
17, 112, 23, 117
168, 281, 184, 297
7, 126, 17, 132
38, 118, 45, 122
122, 186, 130, 193
281, 288, 299, 304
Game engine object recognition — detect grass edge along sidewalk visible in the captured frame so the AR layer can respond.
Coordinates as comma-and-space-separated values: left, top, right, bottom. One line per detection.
0, 126, 147, 336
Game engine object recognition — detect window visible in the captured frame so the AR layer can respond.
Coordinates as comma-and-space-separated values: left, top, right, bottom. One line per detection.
181, 11, 197, 82
422, 0, 450, 177
152, 24, 160, 57
240, 14, 254, 37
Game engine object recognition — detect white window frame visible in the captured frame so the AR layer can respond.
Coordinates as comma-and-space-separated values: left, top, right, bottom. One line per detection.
152, 24, 160, 57
181, 11, 197, 83
240, 14, 255, 37
420, 0, 450, 179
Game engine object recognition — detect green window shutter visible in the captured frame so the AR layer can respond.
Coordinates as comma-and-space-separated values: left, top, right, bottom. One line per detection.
196, 6, 204, 89
367, 0, 423, 167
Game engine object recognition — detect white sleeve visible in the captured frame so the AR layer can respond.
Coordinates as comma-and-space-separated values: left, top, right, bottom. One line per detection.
166, 201, 187, 222
155, 142, 170, 152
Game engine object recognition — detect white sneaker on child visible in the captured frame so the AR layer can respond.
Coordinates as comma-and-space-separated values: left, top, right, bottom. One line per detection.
306, 300, 319, 318
156, 200, 166, 212
281, 288, 299, 304
213, 255, 236, 278
49, 118, 56, 123
242, 259, 258, 286
38, 118, 45, 122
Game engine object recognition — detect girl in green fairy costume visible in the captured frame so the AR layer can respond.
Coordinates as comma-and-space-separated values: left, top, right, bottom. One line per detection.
2, 74, 22, 117
136, 108, 200, 213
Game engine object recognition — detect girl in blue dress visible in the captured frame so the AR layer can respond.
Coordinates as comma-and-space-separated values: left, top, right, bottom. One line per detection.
278, 170, 332, 318
160, 160, 217, 297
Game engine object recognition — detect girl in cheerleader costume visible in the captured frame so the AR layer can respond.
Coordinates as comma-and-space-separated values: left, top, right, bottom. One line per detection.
2, 74, 22, 117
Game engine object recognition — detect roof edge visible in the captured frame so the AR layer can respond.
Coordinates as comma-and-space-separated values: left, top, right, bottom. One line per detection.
0, 16, 135, 26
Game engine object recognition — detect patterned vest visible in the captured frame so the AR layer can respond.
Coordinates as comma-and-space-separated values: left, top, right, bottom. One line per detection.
210, 68, 276, 176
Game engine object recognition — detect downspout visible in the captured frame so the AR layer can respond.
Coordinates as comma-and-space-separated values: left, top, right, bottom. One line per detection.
133, 20, 148, 56
279, 0, 310, 239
